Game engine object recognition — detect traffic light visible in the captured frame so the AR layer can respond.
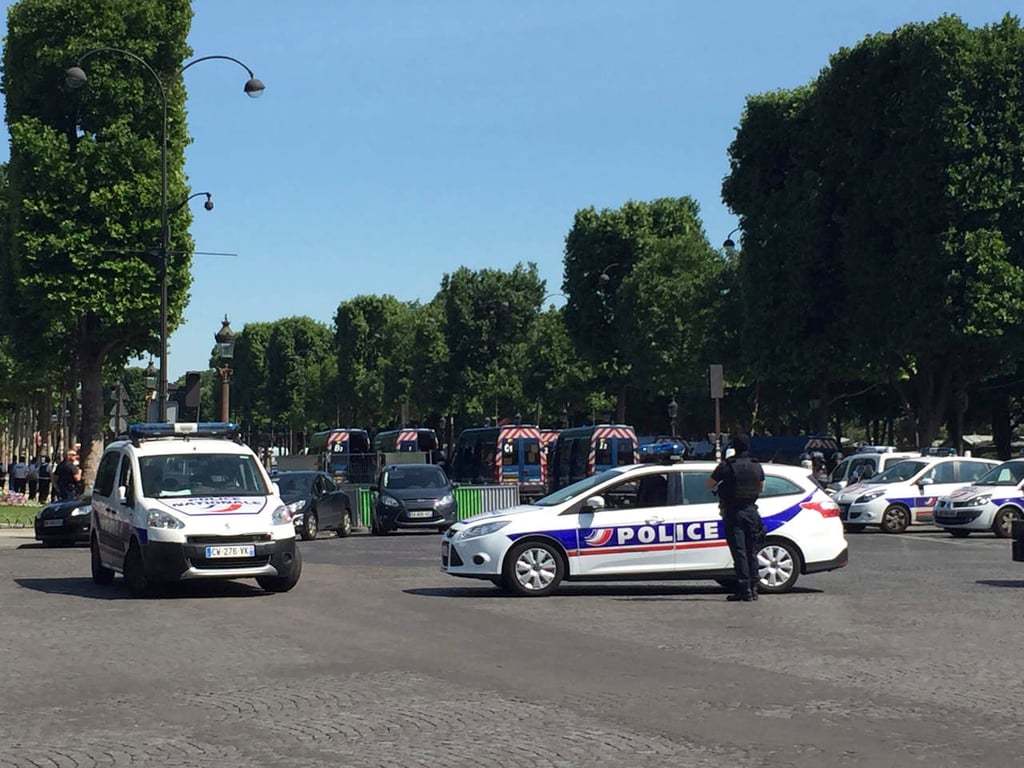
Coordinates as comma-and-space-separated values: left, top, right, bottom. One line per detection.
185, 371, 202, 409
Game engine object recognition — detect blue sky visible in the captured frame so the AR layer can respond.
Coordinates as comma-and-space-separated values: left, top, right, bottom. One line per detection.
0, 1, 1017, 382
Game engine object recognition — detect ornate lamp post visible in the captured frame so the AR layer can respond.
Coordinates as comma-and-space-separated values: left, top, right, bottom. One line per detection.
65, 50, 264, 422
214, 316, 236, 423
667, 396, 679, 436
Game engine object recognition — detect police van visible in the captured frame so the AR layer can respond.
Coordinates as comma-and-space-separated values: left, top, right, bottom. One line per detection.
441, 458, 848, 597
90, 423, 301, 596
825, 446, 920, 495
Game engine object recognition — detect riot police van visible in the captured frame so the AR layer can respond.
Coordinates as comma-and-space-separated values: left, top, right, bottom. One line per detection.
90, 422, 301, 596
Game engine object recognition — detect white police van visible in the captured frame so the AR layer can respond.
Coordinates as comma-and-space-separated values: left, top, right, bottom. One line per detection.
441, 459, 848, 597
90, 423, 301, 596
825, 446, 920, 496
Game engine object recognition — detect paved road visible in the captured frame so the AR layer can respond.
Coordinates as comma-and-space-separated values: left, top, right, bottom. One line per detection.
1, 526, 1022, 767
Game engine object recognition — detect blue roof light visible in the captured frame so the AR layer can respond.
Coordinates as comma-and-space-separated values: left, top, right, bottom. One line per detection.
128, 422, 240, 444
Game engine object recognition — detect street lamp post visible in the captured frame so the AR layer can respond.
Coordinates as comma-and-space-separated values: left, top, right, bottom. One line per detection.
723, 227, 741, 250
214, 316, 236, 423
667, 396, 678, 437
65, 50, 264, 422
142, 359, 157, 421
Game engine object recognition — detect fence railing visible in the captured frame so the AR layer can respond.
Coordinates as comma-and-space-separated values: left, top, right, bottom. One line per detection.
340, 484, 521, 528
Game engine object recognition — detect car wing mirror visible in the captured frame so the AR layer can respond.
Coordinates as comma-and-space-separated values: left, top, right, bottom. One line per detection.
583, 495, 606, 511
117, 485, 128, 505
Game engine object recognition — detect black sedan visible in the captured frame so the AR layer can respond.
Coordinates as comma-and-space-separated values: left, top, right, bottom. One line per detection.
34, 496, 91, 547
370, 463, 457, 535
274, 471, 353, 540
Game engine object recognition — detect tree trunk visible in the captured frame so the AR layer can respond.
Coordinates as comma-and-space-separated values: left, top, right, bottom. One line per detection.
992, 394, 1011, 460
77, 317, 107, 491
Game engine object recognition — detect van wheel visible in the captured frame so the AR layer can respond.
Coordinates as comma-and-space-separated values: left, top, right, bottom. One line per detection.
880, 504, 910, 534
257, 546, 302, 593
992, 507, 1020, 539
123, 541, 151, 597
336, 510, 352, 538
90, 535, 114, 586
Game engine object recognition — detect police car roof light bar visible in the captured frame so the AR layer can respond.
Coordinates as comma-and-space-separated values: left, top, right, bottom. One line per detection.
128, 422, 241, 445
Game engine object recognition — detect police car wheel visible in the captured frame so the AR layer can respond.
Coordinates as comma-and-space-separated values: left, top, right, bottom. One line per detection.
90, 535, 114, 586
301, 510, 319, 540
948, 529, 971, 538
257, 545, 302, 593
755, 540, 800, 593
992, 507, 1020, 539
880, 504, 910, 534
336, 510, 352, 538
123, 542, 151, 598
503, 540, 564, 597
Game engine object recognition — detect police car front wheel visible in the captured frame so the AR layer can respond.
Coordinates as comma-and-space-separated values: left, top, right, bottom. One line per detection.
502, 540, 565, 597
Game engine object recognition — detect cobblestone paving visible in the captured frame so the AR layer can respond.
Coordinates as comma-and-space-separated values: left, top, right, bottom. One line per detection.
0, 529, 1022, 767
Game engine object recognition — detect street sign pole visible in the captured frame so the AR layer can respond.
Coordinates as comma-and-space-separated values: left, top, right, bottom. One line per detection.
709, 364, 724, 461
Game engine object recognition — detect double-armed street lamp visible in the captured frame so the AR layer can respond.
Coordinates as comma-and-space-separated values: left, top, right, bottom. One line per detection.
65, 49, 264, 422
214, 315, 236, 423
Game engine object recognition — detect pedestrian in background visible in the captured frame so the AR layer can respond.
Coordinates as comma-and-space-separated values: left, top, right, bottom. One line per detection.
55, 451, 82, 500
11, 456, 28, 494
706, 434, 766, 602
26, 456, 40, 501
37, 455, 52, 503
0, 458, 6, 491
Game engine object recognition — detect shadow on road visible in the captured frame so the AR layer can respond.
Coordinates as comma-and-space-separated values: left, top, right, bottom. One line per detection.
976, 579, 1024, 589
14, 577, 268, 600
406, 583, 825, 599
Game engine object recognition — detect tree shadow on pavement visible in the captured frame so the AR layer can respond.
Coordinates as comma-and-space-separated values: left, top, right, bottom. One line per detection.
976, 579, 1024, 589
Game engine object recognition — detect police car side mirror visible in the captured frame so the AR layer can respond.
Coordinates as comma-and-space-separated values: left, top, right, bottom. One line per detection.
583, 495, 606, 511
117, 485, 128, 505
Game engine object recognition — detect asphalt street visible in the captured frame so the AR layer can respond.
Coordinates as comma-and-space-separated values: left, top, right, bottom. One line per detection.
0, 525, 1022, 767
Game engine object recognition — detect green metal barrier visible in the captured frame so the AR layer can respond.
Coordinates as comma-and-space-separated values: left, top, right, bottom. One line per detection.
358, 487, 373, 527
454, 487, 482, 520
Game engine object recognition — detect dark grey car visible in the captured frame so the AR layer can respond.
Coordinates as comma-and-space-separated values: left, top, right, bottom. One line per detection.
370, 464, 457, 535
275, 471, 353, 540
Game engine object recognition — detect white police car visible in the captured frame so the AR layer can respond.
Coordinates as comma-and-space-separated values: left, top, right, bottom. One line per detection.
933, 459, 1024, 538
825, 446, 920, 496
90, 423, 301, 596
834, 455, 998, 533
441, 460, 848, 597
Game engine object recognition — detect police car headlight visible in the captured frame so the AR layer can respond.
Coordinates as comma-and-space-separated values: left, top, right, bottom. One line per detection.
382, 495, 401, 508
147, 509, 184, 529
70, 505, 91, 517
271, 505, 293, 526
968, 494, 992, 505
855, 490, 887, 503
457, 520, 510, 541
434, 493, 455, 509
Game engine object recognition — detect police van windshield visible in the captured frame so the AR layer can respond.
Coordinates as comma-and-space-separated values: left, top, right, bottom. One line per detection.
868, 460, 928, 484
532, 467, 626, 507
140, 454, 268, 497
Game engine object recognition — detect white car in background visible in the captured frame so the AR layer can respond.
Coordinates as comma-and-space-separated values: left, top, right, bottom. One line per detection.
834, 455, 999, 533
933, 459, 1024, 538
441, 460, 848, 597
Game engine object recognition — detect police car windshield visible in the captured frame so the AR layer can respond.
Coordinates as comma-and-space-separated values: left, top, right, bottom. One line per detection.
868, 460, 929, 484
140, 454, 268, 497
532, 468, 626, 506
974, 460, 1024, 486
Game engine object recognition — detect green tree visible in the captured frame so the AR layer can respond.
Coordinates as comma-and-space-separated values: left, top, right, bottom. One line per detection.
3, 0, 194, 485
264, 316, 334, 439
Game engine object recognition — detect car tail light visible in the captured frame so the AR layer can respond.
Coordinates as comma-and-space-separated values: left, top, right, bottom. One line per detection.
800, 498, 841, 518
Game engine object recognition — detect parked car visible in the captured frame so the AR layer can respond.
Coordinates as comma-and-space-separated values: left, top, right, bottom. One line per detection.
441, 459, 847, 597
834, 455, 999, 533
34, 495, 91, 547
274, 470, 353, 540
370, 463, 457, 535
933, 459, 1024, 538
825, 446, 920, 496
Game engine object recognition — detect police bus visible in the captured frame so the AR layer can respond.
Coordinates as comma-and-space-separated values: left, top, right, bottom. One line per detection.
372, 428, 441, 464
449, 424, 546, 499
308, 428, 376, 484
549, 424, 639, 491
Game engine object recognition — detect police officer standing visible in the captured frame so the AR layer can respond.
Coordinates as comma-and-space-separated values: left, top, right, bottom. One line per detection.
705, 434, 765, 602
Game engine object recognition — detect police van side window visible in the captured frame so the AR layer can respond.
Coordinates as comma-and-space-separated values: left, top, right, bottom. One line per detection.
117, 456, 134, 502
93, 451, 120, 497
761, 475, 803, 498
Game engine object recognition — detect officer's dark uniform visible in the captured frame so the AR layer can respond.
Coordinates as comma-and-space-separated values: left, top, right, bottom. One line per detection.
709, 438, 765, 601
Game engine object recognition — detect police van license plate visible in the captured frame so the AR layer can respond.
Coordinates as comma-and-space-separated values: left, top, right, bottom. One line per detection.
205, 545, 256, 558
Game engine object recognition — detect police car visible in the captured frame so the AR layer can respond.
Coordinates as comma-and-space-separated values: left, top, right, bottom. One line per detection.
833, 454, 998, 533
825, 446, 920, 496
440, 460, 848, 597
90, 423, 301, 596
933, 459, 1024, 538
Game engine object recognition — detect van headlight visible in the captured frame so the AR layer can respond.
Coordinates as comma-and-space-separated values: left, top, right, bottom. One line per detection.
147, 509, 184, 529
271, 505, 293, 526
456, 520, 510, 541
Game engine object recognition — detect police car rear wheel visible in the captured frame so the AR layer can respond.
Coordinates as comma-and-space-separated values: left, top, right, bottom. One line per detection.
880, 504, 910, 534
756, 540, 800, 593
992, 507, 1019, 539
503, 540, 564, 597
90, 535, 114, 586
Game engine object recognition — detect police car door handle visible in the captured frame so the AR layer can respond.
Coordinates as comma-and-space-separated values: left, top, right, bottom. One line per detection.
646, 516, 664, 525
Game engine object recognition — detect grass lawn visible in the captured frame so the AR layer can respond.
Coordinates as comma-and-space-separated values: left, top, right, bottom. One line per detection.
0, 504, 43, 527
